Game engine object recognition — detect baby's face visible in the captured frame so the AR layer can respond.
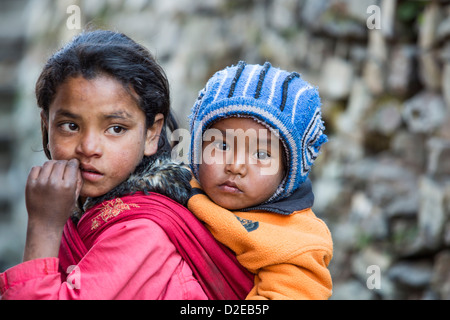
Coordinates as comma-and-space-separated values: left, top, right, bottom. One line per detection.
198, 117, 285, 210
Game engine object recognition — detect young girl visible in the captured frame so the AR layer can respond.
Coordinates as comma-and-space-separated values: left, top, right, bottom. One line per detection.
0, 30, 253, 300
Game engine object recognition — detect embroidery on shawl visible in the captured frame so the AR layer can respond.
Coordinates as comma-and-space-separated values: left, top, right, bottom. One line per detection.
91, 198, 140, 230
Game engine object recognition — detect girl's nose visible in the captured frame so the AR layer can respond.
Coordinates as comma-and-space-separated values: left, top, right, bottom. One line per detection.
75, 131, 102, 158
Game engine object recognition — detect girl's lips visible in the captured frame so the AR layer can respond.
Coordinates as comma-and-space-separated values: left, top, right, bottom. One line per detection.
80, 165, 103, 182
81, 169, 103, 182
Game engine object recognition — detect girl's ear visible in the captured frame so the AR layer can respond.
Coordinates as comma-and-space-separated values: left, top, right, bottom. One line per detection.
40, 111, 52, 159
144, 113, 165, 156
40, 110, 48, 128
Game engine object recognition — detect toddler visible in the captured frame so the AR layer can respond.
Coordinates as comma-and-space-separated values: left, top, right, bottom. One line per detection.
188, 61, 333, 300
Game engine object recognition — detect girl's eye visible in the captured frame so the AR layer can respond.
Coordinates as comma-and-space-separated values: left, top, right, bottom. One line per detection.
107, 126, 127, 135
61, 122, 78, 132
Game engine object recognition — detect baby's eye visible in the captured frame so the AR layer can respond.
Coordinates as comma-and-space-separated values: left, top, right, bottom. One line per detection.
213, 141, 229, 151
254, 151, 270, 160
60, 122, 79, 132
107, 126, 127, 135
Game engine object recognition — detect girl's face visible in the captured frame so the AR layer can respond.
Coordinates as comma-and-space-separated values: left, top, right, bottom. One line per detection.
43, 75, 163, 199
198, 117, 285, 210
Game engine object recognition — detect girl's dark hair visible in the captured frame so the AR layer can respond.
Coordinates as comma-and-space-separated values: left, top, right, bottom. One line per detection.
36, 29, 177, 159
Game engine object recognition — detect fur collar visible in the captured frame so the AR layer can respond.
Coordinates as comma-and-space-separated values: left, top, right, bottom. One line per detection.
73, 153, 192, 222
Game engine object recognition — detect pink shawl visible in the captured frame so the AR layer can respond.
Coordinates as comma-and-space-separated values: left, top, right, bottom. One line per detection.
59, 192, 253, 300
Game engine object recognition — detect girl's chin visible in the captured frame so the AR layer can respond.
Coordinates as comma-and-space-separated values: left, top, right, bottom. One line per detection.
79, 188, 105, 200
79, 182, 121, 201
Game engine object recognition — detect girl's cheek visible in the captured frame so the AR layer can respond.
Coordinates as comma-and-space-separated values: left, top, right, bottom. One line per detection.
115, 149, 143, 175
48, 144, 72, 160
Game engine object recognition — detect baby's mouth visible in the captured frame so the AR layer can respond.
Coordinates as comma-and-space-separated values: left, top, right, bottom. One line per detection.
219, 180, 243, 193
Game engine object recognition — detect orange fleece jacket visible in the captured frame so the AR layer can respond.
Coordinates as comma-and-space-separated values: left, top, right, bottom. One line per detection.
188, 180, 333, 300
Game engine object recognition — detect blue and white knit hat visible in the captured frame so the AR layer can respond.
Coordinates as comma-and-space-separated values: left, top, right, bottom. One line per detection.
189, 61, 327, 203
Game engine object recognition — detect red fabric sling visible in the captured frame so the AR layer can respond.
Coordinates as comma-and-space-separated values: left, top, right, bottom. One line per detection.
59, 192, 253, 300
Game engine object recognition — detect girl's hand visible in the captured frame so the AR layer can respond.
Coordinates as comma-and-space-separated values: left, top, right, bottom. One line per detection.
23, 159, 82, 261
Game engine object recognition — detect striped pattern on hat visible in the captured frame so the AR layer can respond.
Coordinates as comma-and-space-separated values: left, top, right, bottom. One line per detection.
189, 61, 327, 204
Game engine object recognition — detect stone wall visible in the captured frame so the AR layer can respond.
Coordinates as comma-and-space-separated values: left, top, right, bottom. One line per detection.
0, 0, 449, 299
